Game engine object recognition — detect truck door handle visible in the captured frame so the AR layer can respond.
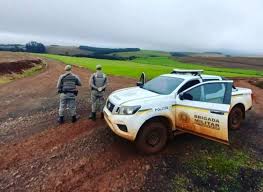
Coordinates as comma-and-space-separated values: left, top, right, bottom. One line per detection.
210, 110, 224, 115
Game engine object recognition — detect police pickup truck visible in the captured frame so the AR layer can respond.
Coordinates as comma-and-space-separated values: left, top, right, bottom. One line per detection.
103, 69, 253, 154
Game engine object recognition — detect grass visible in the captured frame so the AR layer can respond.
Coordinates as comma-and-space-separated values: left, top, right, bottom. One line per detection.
39, 54, 174, 79
21, 65, 44, 77
0, 77, 12, 84
40, 54, 263, 79
172, 140, 263, 192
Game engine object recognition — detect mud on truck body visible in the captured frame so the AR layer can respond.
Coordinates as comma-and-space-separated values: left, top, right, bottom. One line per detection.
104, 69, 253, 154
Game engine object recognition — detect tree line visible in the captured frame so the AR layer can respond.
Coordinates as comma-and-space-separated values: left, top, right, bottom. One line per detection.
0, 41, 46, 53
79, 46, 140, 55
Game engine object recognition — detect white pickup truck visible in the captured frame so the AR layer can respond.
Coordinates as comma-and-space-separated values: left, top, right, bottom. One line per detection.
104, 69, 253, 154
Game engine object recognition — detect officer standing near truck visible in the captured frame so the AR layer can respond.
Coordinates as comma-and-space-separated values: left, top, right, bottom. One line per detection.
57, 65, 82, 124
89, 64, 108, 121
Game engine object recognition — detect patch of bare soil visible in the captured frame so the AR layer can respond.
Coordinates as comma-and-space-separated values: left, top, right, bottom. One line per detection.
0, 52, 262, 191
174, 56, 263, 70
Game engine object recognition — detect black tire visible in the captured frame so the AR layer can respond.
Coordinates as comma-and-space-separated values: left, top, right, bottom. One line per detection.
135, 121, 168, 154
228, 106, 244, 130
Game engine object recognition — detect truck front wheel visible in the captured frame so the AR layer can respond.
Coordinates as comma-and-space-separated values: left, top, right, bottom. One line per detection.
135, 122, 168, 154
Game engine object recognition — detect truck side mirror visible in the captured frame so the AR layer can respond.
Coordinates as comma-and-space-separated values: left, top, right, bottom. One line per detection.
136, 82, 144, 87
137, 72, 146, 87
179, 93, 184, 100
139, 72, 146, 84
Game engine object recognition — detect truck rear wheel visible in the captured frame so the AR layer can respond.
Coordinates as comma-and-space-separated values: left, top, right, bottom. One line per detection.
229, 106, 244, 130
135, 122, 168, 154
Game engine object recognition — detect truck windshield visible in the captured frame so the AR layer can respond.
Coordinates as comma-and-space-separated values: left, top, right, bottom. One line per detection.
142, 76, 184, 95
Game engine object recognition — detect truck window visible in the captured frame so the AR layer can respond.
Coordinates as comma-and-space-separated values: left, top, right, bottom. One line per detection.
142, 76, 184, 95
184, 83, 231, 104
177, 80, 200, 94
205, 83, 224, 95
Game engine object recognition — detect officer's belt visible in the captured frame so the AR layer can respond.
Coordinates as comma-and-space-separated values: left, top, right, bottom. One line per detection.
62, 90, 78, 94
91, 87, 105, 91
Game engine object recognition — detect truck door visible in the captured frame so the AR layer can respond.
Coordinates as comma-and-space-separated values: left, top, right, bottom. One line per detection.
174, 81, 233, 144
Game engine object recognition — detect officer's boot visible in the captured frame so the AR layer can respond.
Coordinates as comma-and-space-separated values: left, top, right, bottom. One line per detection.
89, 112, 96, 121
72, 115, 77, 123
101, 112, 104, 119
57, 116, 64, 124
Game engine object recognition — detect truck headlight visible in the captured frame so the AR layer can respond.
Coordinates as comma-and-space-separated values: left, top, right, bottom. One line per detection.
119, 105, 141, 115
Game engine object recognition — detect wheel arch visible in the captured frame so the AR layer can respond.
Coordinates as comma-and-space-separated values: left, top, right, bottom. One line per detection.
135, 115, 173, 140
231, 103, 245, 119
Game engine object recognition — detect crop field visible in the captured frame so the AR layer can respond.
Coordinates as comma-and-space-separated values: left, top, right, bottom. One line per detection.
41, 54, 263, 79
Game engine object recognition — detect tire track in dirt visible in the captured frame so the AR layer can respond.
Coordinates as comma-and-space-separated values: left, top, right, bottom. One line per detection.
0, 120, 104, 170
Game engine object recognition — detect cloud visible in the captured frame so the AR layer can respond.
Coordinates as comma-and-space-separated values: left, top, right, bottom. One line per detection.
0, 0, 263, 53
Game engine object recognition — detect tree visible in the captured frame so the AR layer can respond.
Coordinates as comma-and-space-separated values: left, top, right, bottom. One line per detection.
25, 41, 46, 53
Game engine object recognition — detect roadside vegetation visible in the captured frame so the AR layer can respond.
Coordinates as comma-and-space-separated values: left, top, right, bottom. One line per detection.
175, 141, 263, 192
41, 54, 263, 79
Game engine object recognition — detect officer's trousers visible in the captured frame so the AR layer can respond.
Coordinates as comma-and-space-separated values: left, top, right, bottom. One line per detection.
59, 93, 76, 117
91, 90, 105, 113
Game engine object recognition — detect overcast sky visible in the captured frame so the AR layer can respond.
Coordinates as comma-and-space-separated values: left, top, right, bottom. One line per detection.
0, 0, 263, 53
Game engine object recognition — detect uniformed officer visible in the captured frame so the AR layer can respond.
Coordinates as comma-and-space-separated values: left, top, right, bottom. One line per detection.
89, 65, 108, 121
57, 65, 82, 124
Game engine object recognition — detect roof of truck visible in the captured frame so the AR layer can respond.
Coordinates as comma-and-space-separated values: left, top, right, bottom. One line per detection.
161, 73, 222, 80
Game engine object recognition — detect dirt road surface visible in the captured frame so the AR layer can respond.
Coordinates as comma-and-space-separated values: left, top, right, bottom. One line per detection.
0, 56, 262, 191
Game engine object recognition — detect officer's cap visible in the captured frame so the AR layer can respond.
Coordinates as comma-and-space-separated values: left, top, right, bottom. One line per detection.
65, 65, 72, 71
96, 64, 102, 70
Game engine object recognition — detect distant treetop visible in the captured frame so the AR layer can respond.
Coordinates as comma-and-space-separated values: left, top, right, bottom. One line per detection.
26, 41, 46, 53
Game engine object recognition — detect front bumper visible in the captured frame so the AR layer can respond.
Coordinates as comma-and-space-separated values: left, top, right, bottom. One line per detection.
103, 107, 138, 141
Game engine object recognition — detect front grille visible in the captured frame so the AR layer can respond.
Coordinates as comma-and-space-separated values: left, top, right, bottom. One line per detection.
107, 100, 115, 112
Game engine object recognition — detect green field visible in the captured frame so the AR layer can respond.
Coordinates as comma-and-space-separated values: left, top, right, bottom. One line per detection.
40, 54, 263, 79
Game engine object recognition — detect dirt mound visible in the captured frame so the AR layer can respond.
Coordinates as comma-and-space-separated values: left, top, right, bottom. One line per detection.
0, 59, 42, 75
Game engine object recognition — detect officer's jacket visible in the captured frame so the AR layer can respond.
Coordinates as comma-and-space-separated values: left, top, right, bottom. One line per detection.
57, 72, 82, 93
89, 71, 107, 92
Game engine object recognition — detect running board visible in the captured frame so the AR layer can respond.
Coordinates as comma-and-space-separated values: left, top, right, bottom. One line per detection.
173, 130, 185, 136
